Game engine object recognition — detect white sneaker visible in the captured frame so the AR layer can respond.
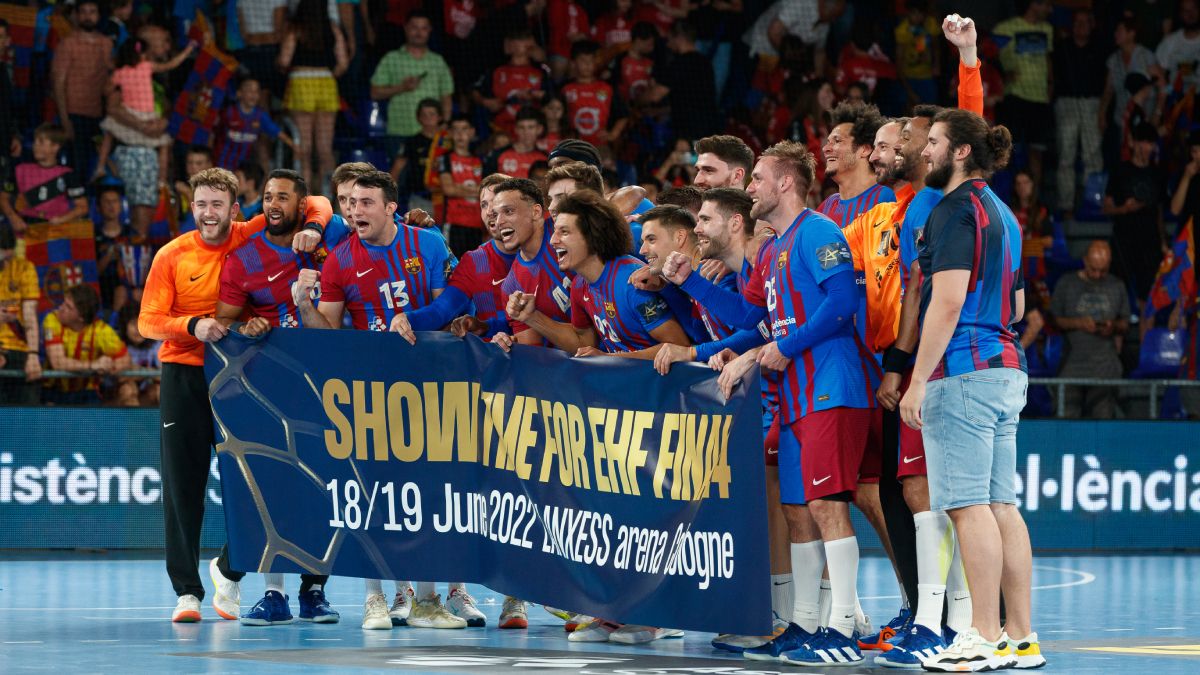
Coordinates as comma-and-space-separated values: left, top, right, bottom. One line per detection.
172, 594, 201, 623
922, 627, 1018, 672
567, 619, 622, 642
855, 610, 873, 638
445, 588, 486, 627
544, 605, 590, 631
389, 585, 414, 626
499, 596, 528, 629
362, 592, 392, 630
711, 632, 772, 652
207, 558, 240, 620
609, 625, 685, 644
1006, 631, 1047, 669
408, 593, 467, 628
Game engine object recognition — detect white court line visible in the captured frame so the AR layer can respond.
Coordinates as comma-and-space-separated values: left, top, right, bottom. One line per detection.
5, 606, 176, 611
3, 641, 43, 644
82, 616, 165, 621
157, 639, 196, 642
80, 640, 121, 643
303, 638, 344, 642
372, 637, 418, 641
1044, 629, 1080, 633
864, 564, 1096, 601
451, 637, 490, 640
1103, 628, 1134, 632
1155, 626, 1185, 630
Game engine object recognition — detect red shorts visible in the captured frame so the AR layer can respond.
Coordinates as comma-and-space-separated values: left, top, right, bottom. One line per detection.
857, 406, 883, 483
897, 369, 927, 478
764, 415, 780, 467
794, 407, 871, 502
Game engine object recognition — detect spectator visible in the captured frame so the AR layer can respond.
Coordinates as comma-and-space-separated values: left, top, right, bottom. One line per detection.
563, 41, 628, 147
493, 107, 549, 179
994, 0, 1053, 187
0, 123, 88, 234
653, 138, 697, 187
744, 0, 836, 74
635, 0, 694, 37
547, 0, 591, 81
214, 76, 298, 171
1050, 241, 1130, 418
442, 0, 484, 96
235, 0, 287, 104
786, 78, 833, 182
1125, 0, 1176, 48
438, 114, 484, 257
646, 21, 717, 143
1119, 73, 1163, 162
529, 160, 551, 189
538, 94, 568, 152
93, 184, 129, 310
1010, 169, 1053, 308
101, 0, 134, 50
617, 22, 658, 105
114, 301, 160, 407
834, 24, 898, 103
370, 10, 454, 158
474, 28, 549, 136
1170, 131, 1200, 264
1104, 122, 1166, 306
1101, 18, 1160, 146
236, 161, 265, 220
894, 1, 942, 105
1053, 10, 1106, 214
51, 0, 113, 177
593, 0, 637, 48
41, 283, 131, 406
0, 20, 20, 187
392, 99, 444, 213
692, 0, 744, 103
176, 146, 215, 235
1156, 0, 1200, 97
0, 226, 42, 404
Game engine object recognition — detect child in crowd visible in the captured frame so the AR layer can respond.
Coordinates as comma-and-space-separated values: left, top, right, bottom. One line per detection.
236, 161, 265, 219
438, 114, 484, 257
214, 76, 298, 170
115, 301, 161, 407
563, 40, 627, 147
0, 124, 88, 233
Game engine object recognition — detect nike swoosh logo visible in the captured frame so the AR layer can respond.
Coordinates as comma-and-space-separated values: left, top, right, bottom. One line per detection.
903, 455, 924, 464
932, 591, 945, 596
267, 271, 284, 282
812, 476, 831, 486
491, 278, 505, 286
357, 269, 373, 278
766, 448, 779, 455
772, 580, 792, 586
189, 273, 205, 282
583, 296, 590, 302
163, 422, 176, 428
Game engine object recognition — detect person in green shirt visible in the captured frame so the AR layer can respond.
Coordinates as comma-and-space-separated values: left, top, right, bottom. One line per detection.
369, 10, 453, 156
994, 0, 1054, 188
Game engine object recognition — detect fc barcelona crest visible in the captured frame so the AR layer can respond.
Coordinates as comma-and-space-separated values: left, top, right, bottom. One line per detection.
778, 251, 789, 269
604, 301, 617, 317
404, 257, 423, 274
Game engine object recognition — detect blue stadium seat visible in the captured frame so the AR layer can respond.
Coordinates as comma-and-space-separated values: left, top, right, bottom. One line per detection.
1131, 328, 1188, 378
1075, 171, 1107, 221
365, 100, 388, 139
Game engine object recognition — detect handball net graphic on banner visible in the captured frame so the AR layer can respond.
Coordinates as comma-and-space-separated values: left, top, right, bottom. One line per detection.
204, 329, 772, 636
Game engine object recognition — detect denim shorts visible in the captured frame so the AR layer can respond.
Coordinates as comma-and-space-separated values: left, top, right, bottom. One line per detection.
922, 368, 1027, 512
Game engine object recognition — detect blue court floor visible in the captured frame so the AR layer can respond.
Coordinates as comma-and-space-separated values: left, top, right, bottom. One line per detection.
1, 553, 1197, 673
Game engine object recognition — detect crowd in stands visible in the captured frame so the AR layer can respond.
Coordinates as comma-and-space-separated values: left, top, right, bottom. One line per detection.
0, 0, 1198, 417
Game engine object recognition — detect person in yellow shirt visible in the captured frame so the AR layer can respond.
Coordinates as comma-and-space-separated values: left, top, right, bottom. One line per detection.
42, 283, 131, 405
895, 3, 942, 104
0, 226, 42, 404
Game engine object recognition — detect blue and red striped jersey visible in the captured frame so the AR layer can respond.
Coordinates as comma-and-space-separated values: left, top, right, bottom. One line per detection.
579, 256, 673, 353
321, 224, 452, 331
214, 104, 282, 170
746, 210, 878, 422
696, 270, 740, 341
502, 226, 574, 337
450, 239, 517, 323
899, 186, 942, 290
818, 183, 896, 229
917, 180, 1027, 380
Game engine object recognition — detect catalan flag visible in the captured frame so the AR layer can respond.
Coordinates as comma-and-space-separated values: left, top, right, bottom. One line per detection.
1145, 219, 1197, 319
168, 42, 238, 146
0, 4, 37, 88
23, 220, 99, 315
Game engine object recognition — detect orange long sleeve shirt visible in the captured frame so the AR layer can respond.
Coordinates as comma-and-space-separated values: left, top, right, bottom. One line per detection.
139, 197, 333, 366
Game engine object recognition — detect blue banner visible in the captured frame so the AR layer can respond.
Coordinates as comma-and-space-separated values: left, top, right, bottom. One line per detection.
204, 330, 772, 635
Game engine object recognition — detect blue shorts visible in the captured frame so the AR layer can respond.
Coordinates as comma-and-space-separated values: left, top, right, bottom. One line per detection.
778, 420, 806, 505
922, 368, 1027, 512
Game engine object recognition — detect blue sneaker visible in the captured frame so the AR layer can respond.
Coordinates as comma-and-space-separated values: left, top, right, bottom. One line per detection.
742, 622, 817, 661
239, 590, 294, 626
874, 623, 947, 669
859, 606, 912, 651
781, 626, 864, 667
299, 588, 340, 623
942, 625, 958, 646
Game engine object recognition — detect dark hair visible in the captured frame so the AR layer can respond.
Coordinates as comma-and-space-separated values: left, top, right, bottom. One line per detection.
570, 40, 601, 60
187, 145, 215, 161
480, 173, 513, 192
515, 105, 547, 127
932, 109, 1013, 175
694, 135, 755, 175
657, 185, 704, 213
529, 160, 550, 176
668, 19, 698, 43
332, 161, 376, 188
266, 168, 307, 197
830, 101, 886, 149
291, 0, 331, 52
1116, 17, 1138, 34
236, 161, 265, 191
34, 123, 67, 147
64, 284, 100, 325
555, 190, 632, 262
545, 161, 605, 193
96, 184, 124, 200
0, 19, 9, 32
354, 170, 400, 204
406, 9, 433, 24
236, 74, 261, 90
117, 301, 143, 346
911, 104, 942, 123
493, 177, 545, 207
0, 222, 15, 250
449, 113, 473, 127
1130, 122, 1158, 143
632, 21, 658, 42
506, 26, 534, 42
114, 38, 147, 70
702, 187, 755, 236
75, 0, 101, 10
640, 204, 696, 233
416, 97, 441, 119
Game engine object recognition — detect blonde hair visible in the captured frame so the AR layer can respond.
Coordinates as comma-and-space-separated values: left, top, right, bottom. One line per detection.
189, 168, 239, 200
761, 141, 817, 195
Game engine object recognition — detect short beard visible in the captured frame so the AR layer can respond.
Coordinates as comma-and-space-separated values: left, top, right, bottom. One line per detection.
925, 158, 955, 190
874, 161, 904, 187
266, 215, 297, 237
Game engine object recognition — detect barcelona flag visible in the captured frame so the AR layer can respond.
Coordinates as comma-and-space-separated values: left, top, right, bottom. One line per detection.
23, 221, 99, 315
1145, 219, 1196, 319
0, 4, 37, 88
168, 42, 238, 146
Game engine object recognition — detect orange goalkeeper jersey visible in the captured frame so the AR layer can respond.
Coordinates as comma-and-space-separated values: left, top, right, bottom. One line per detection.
139, 197, 332, 366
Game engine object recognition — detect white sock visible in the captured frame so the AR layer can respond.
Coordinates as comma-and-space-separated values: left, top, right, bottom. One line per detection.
899, 582, 910, 610
789, 541, 825, 633
914, 510, 951, 632
448, 582, 465, 593
365, 578, 383, 597
395, 580, 412, 596
945, 528, 972, 633
264, 573, 285, 595
416, 581, 436, 599
770, 573, 794, 625
824, 536, 860, 638
307, 584, 323, 593
819, 579, 832, 627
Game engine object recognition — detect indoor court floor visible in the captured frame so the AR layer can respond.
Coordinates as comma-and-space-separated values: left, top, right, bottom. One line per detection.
1, 553, 1197, 673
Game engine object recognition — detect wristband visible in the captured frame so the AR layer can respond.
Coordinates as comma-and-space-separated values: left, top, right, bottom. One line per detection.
883, 346, 913, 374
302, 221, 324, 235
187, 316, 202, 336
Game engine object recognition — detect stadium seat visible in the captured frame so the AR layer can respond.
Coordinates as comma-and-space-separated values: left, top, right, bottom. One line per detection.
365, 100, 388, 139
1130, 328, 1188, 378
1075, 171, 1108, 221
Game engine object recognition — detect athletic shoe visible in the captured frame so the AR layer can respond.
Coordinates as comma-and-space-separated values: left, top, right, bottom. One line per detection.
875, 624, 947, 669
445, 588, 486, 627
860, 607, 911, 651
389, 586, 414, 626
943, 626, 959, 646
921, 627, 1017, 672
565, 614, 590, 632
299, 589, 340, 623
781, 626, 865, 667
1006, 632, 1046, 669
240, 590, 294, 626
362, 592, 392, 630
172, 594, 201, 623
712, 620, 788, 653
408, 593, 467, 629
499, 596, 528, 629
544, 605, 572, 621
609, 625, 685, 644
743, 622, 818, 661
208, 558, 240, 620
567, 619, 622, 642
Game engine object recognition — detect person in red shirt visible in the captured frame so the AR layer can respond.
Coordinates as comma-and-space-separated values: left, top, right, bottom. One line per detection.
473, 28, 548, 135
563, 41, 629, 147
548, 0, 591, 81
439, 115, 485, 256
592, 0, 636, 48
835, 32, 899, 100
537, 94, 568, 152
490, 107, 549, 179
633, 0, 690, 37
617, 21, 657, 103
